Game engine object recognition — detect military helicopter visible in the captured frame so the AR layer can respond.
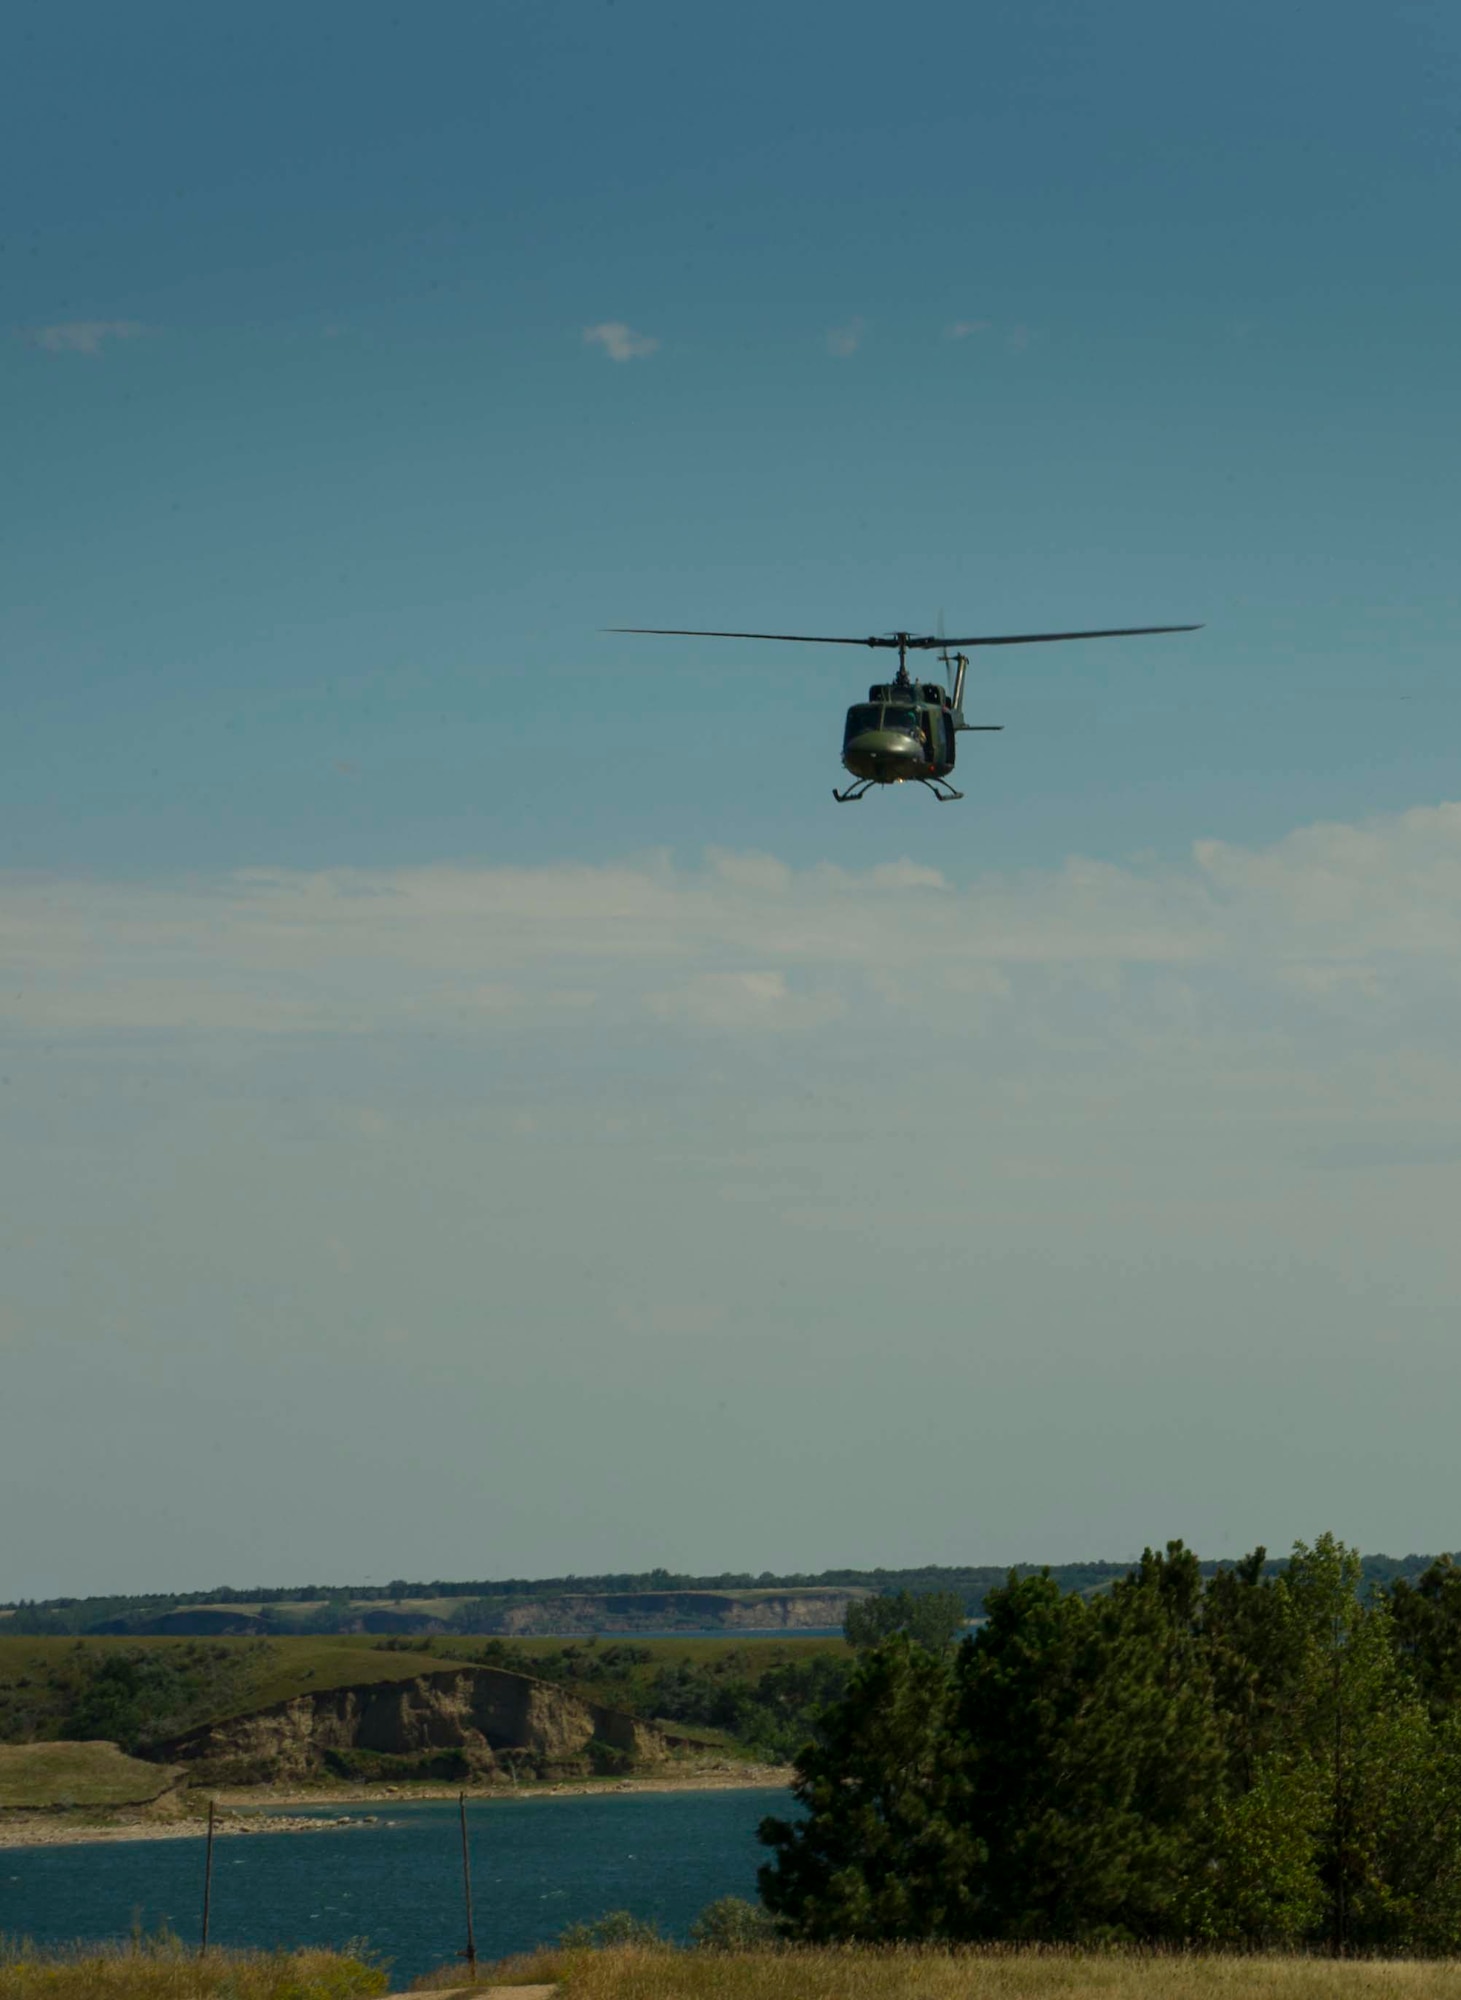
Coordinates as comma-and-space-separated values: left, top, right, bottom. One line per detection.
608, 620, 1201, 801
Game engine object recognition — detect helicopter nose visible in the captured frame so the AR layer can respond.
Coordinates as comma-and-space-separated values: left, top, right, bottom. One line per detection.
842, 729, 924, 783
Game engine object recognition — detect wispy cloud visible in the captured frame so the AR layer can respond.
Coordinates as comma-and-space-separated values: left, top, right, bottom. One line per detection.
647, 970, 844, 1034
945, 320, 991, 340
8, 800, 1461, 1570
23, 319, 147, 356
6, 800, 1461, 1048
583, 320, 660, 362
826, 318, 864, 358
1006, 323, 1033, 353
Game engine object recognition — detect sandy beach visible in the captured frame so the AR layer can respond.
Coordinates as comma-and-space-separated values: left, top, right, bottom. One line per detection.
0, 1764, 794, 1849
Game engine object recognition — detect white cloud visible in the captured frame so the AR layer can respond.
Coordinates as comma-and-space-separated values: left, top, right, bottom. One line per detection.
583, 320, 660, 362
3, 799, 1461, 1050
826, 318, 864, 357
10, 800, 1461, 1577
23, 320, 147, 356
945, 320, 990, 340
647, 970, 845, 1033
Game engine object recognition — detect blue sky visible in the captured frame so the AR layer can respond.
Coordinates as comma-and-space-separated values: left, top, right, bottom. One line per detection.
2, 1, 1460, 1595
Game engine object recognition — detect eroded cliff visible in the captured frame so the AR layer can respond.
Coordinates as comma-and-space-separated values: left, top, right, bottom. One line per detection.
154, 1665, 671, 1785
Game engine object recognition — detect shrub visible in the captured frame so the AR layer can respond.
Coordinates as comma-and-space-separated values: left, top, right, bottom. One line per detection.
689, 1897, 780, 1951
558, 1911, 665, 1949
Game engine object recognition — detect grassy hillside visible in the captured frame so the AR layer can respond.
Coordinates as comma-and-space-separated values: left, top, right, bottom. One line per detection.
0, 1635, 478, 1749
0, 1632, 846, 1764
0, 1740, 183, 1808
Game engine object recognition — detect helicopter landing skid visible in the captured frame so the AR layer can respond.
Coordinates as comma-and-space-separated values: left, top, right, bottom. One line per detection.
834, 775, 965, 802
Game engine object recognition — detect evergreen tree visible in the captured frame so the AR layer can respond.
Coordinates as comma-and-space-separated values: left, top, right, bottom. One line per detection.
952, 1555, 1224, 1941
758, 1635, 979, 1940
1389, 1554, 1461, 1719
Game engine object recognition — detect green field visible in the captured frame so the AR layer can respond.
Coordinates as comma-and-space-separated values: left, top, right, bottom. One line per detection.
0, 1740, 183, 1808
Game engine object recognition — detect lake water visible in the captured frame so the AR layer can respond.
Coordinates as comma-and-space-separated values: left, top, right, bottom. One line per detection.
0, 1789, 795, 1984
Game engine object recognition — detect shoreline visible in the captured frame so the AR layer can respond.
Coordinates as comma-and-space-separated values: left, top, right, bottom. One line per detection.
0, 1764, 794, 1850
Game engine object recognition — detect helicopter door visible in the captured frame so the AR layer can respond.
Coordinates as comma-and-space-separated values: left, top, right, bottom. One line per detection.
939, 709, 956, 768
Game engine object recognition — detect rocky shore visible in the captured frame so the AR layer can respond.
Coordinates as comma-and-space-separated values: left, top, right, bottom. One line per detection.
0, 1761, 793, 1849
0, 1808, 377, 1849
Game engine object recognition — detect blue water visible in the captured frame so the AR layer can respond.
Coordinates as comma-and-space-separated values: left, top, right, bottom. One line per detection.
0, 1790, 794, 1983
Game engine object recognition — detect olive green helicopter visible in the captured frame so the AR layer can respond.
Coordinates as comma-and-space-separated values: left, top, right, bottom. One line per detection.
608, 620, 1201, 801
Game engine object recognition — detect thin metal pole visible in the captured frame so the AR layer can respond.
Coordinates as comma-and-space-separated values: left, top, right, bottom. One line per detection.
459, 1791, 478, 1981
1332, 1625, 1346, 1958
200, 1799, 216, 1956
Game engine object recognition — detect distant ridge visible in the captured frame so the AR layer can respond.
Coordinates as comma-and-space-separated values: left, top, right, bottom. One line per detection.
2, 1553, 1450, 1638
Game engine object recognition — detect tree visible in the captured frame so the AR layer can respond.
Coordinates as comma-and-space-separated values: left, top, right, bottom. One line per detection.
758, 1636, 979, 1940
953, 1558, 1225, 1941
1389, 1555, 1461, 1719
1177, 1754, 1326, 1947
844, 1589, 965, 1653
765, 1535, 1461, 1954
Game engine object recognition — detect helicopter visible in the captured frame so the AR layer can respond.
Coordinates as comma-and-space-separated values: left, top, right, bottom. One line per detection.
607, 621, 1201, 801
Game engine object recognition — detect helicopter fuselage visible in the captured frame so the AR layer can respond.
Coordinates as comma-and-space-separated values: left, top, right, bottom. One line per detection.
841, 678, 961, 791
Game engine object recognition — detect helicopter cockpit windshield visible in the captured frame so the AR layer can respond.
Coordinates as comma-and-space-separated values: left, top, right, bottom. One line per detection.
844, 702, 922, 743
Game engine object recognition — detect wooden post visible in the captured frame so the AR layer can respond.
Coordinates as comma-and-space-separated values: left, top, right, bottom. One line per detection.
459, 1791, 478, 1981
200, 1799, 216, 1956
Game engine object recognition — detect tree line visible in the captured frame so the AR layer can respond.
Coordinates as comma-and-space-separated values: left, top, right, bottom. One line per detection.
759, 1537, 1461, 1953
6, 1551, 1446, 1635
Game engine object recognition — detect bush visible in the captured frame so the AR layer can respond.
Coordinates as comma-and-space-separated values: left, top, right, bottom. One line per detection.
557, 1912, 665, 1949
689, 1897, 780, 1951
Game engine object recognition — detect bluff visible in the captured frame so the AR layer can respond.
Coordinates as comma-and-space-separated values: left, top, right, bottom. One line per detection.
97, 1586, 860, 1639
486, 1589, 856, 1636
150, 1663, 675, 1785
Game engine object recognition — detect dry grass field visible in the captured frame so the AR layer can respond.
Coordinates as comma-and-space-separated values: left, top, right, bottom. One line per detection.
0, 1939, 386, 2000
433, 1947, 1461, 2000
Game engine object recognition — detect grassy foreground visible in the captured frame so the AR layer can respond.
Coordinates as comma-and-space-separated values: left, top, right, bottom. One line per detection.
452, 1947, 1461, 2000
0, 1939, 386, 2000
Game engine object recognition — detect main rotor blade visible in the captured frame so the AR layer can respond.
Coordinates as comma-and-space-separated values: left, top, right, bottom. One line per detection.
936, 624, 1202, 648
604, 622, 1203, 650
604, 626, 892, 646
